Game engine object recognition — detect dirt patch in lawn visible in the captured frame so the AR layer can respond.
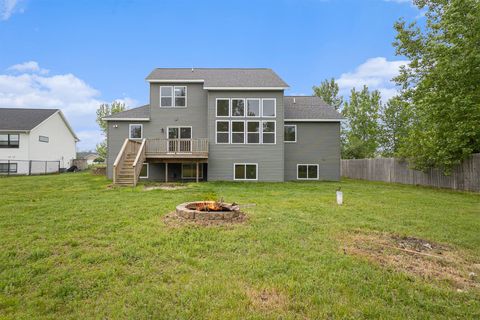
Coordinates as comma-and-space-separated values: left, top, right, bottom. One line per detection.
163, 210, 248, 227
144, 184, 188, 191
246, 287, 288, 312
342, 231, 480, 290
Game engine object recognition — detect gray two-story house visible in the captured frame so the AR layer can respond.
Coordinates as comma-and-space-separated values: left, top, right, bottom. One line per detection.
104, 68, 342, 186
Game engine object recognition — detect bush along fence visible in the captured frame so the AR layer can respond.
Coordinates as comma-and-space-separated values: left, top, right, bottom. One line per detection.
0, 160, 61, 176
341, 153, 480, 192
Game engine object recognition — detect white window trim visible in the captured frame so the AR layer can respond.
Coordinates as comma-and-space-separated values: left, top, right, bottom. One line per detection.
174, 86, 187, 108
233, 163, 258, 181
246, 98, 261, 118
231, 98, 246, 118
284, 124, 297, 143
166, 126, 193, 139
129, 124, 143, 140
216, 98, 230, 117
215, 120, 230, 144
139, 163, 149, 179
296, 164, 319, 180
231, 120, 246, 144
160, 86, 187, 108
246, 120, 261, 144
160, 86, 173, 108
261, 120, 276, 144
261, 98, 276, 118
181, 163, 204, 179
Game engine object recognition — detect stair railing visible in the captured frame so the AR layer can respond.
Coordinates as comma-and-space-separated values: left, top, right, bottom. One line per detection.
132, 138, 147, 186
113, 138, 129, 184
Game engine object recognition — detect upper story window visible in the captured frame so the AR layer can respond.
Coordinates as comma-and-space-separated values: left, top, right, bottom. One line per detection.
216, 121, 230, 144
129, 124, 143, 139
247, 121, 260, 144
246, 99, 260, 117
175, 86, 187, 107
231, 121, 245, 144
0, 134, 19, 148
284, 125, 296, 143
39, 136, 49, 143
262, 121, 276, 144
262, 99, 276, 117
216, 99, 230, 117
160, 86, 187, 107
231, 99, 245, 117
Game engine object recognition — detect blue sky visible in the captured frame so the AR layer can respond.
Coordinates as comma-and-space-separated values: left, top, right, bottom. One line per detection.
0, 0, 419, 151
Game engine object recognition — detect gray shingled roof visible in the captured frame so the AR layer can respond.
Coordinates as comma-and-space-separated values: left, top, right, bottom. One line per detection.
0, 108, 59, 130
284, 96, 343, 121
103, 105, 151, 120
146, 68, 289, 88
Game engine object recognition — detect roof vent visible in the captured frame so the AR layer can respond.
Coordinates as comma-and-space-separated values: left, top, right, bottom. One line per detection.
293, 97, 296, 104
191, 67, 194, 72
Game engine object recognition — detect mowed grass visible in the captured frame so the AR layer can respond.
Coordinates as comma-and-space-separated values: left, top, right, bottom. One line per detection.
0, 173, 479, 319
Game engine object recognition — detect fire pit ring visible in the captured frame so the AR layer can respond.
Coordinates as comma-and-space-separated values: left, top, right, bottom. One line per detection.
176, 201, 241, 221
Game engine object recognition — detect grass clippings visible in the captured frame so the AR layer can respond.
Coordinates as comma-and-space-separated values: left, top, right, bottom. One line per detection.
342, 231, 480, 290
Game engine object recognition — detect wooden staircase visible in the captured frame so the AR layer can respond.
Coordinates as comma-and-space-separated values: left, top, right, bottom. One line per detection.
115, 153, 136, 186
113, 138, 146, 187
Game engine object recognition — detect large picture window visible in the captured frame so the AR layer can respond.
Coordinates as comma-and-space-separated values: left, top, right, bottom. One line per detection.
231, 99, 245, 117
297, 164, 319, 180
216, 121, 230, 144
262, 121, 275, 144
0, 162, 17, 173
216, 99, 230, 117
231, 121, 245, 144
129, 124, 143, 139
182, 163, 204, 179
262, 99, 276, 117
160, 86, 187, 107
284, 125, 296, 142
247, 121, 260, 144
234, 163, 257, 181
246, 99, 260, 117
0, 134, 19, 148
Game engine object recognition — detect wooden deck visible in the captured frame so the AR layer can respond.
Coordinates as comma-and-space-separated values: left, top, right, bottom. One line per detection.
145, 138, 209, 159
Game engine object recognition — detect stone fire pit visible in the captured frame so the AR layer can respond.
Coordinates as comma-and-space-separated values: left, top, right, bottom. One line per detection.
176, 201, 241, 221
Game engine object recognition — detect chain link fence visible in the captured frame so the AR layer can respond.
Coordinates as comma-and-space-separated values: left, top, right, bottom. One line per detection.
0, 160, 61, 176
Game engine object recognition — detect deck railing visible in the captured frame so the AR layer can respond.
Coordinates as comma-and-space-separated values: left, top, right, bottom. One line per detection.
145, 138, 209, 158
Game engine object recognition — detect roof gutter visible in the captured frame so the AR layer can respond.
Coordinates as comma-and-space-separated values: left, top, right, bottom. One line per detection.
204, 87, 288, 90
103, 117, 151, 121
284, 119, 344, 122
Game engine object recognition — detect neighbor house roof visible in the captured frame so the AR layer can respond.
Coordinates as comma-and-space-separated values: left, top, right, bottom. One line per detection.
0, 108, 79, 140
284, 96, 343, 122
145, 68, 289, 89
103, 104, 151, 121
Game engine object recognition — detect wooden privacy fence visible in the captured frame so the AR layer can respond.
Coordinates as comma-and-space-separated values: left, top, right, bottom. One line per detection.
341, 154, 480, 192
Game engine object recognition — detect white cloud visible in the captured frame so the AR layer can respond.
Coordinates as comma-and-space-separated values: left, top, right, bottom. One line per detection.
0, 0, 21, 20
0, 61, 138, 151
7, 61, 49, 74
336, 57, 409, 102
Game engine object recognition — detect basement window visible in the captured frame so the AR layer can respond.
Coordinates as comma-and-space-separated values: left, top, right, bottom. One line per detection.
234, 163, 257, 181
297, 164, 319, 180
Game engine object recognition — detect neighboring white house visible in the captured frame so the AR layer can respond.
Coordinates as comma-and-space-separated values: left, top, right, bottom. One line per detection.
0, 108, 79, 175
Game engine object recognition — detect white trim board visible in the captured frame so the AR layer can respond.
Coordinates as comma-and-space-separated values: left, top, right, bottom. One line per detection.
284, 119, 343, 122
103, 118, 150, 121
204, 87, 288, 90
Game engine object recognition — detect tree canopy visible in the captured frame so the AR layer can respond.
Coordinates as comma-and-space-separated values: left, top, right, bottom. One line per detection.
313, 78, 343, 110
393, 0, 480, 170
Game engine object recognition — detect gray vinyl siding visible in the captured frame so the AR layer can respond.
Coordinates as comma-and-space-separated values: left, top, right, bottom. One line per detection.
284, 122, 341, 181
207, 91, 284, 182
106, 82, 208, 179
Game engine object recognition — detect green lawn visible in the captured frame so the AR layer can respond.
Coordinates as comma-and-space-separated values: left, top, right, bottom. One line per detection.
0, 173, 479, 319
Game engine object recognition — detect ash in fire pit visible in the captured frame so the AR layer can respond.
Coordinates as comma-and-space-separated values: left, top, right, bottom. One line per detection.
177, 201, 241, 221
